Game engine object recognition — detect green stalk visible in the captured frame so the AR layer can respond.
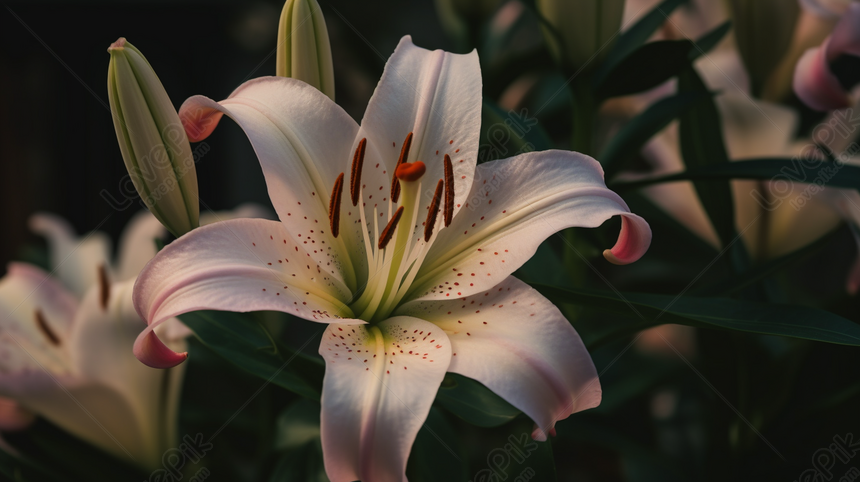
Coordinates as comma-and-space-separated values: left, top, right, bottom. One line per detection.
563, 76, 597, 279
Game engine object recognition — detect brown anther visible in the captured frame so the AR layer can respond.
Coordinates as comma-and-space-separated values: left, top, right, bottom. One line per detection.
424, 179, 444, 242
98, 264, 110, 310
395, 161, 426, 182
443, 154, 454, 227
350, 139, 366, 206
378, 206, 404, 250
329, 172, 345, 238
391, 132, 413, 203
35, 310, 60, 346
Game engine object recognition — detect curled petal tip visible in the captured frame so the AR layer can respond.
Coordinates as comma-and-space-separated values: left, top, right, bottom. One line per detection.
134, 329, 188, 369
605, 215, 651, 265
793, 46, 852, 111
178, 100, 224, 143
531, 424, 549, 442
603, 249, 624, 265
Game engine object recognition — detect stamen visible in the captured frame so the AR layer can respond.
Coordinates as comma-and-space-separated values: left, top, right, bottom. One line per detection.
329, 172, 345, 238
378, 206, 404, 250
424, 179, 444, 242
443, 154, 454, 227
98, 264, 110, 310
391, 132, 413, 203
395, 161, 426, 182
35, 310, 60, 346
350, 138, 366, 206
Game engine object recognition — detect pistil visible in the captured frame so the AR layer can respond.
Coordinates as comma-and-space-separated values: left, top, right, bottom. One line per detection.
390, 132, 413, 203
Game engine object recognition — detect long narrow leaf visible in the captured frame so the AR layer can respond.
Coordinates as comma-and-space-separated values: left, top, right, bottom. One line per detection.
600, 91, 710, 177
531, 283, 860, 347
611, 158, 860, 191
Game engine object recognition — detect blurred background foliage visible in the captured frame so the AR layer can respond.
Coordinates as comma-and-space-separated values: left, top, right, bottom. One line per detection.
2, 0, 860, 481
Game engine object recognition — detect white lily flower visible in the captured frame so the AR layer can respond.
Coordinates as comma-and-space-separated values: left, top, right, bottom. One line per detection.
134, 37, 651, 481
0, 211, 185, 470
0, 205, 263, 469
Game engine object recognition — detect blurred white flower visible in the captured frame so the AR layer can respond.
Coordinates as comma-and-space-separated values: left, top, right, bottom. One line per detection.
0, 205, 266, 468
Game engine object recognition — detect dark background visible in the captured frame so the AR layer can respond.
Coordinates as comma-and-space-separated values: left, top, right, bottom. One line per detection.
0, 0, 449, 266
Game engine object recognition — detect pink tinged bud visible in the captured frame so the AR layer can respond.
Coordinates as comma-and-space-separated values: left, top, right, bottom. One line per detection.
793, 4, 860, 111
276, 0, 335, 100
107, 38, 200, 237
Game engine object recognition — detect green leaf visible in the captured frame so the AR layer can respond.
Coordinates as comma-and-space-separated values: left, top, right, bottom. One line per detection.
600, 91, 710, 178
273, 399, 322, 452
4, 419, 147, 482
688, 20, 731, 61
598, 0, 688, 80
435, 373, 521, 427
677, 65, 737, 249
531, 283, 860, 347
594, 18, 731, 99
180, 310, 324, 400
479, 100, 553, 164
691, 228, 840, 296
0, 443, 66, 482
611, 158, 860, 191
594, 40, 695, 99
269, 399, 327, 482
407, 408, 466, 482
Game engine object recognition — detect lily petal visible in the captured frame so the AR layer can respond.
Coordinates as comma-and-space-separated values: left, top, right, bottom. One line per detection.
0, 263, 78, 374
179, 77, 366, 290
794, 3, 860, 111
0, 397, 34, 432
132, 218, 356, 368
396, 276, 600, 439
68, 278, 184, 468
409, 151, 651, 301
115, 211, 166, 282
29, 214, 112, 297
0, 371, 148, 467
319, 316, 451, 482
359, 36, 482, 222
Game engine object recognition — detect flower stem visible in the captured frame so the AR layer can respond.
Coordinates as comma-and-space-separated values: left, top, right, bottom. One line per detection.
564, 76, 597, 278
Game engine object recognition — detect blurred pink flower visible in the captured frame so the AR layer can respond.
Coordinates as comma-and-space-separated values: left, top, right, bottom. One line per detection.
793, 3, 860, 111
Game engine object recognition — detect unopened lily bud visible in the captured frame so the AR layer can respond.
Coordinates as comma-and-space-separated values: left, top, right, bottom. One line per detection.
434, 0, 503, 48
276, 0, 335, 100
728, 0, 800, 95
536, 0, 625, 71
107, 38, 199, 238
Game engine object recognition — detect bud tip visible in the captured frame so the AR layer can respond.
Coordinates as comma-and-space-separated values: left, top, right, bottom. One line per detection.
108, 37, 127, 53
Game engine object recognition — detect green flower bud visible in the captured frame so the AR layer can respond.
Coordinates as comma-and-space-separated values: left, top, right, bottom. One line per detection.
434, 0, 503, 49
536, 0, 625, 71
276, 0, 335, 100
729, 0, 800, 96
107, 38, 199, 238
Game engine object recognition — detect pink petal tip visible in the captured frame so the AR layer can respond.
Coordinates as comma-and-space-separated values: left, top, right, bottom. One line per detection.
134, 329, 188, 369
178, 99, 225, 142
